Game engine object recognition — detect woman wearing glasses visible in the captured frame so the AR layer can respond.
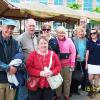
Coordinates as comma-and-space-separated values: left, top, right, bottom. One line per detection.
86, 29, 100, 98
41, 22, 60, 55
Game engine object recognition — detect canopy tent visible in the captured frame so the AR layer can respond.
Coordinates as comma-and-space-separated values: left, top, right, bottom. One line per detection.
0, 0, 60, 21
48, 5, 100, 22
0, 0, 28, 19
8, 1, 60, 21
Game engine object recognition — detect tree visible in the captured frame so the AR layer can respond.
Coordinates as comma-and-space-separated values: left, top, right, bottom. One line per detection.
67, 3, 81, 10
93, 7, 100, 13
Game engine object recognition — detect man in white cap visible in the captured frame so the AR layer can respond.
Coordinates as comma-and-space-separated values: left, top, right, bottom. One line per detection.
0, 19, 24, 100
17, 18, 38, 100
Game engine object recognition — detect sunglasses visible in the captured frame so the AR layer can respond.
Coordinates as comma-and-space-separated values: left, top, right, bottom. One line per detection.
42, 29, 51, 31
90, 32, 97, 35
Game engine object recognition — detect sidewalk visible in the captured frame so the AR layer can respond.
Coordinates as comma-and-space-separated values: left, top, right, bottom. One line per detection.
70, 90, 100, 100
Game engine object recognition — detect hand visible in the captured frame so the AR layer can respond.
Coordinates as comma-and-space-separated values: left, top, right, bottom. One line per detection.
85, 63, 88, 70
76, 55, 80, 59
40, 70, 53, 77
40, 71, 46, 77
70, 67, 74, 71
8, 66, 17, 74
45, 71, 53, 77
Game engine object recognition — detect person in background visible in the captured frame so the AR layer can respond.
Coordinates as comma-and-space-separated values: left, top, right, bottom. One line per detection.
41, 22, 60, 55
26, 36, 61, 100
70, 26, 87, 96
55, 26, 76, 100
0, 19, 23, 100
86, 29, 100, 98
17, 18, 38, 100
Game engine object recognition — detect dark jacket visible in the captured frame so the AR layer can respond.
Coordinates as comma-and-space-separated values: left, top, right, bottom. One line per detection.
49, 37, 60, 55
0, 32, 24, 83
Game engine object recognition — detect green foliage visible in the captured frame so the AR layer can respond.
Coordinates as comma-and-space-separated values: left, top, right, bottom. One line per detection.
93, 7, 100, 13
67, 3, 81, 10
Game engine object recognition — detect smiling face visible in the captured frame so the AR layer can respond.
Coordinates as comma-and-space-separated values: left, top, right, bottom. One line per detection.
42, 25, 51, 37
2, 25, 15, 39
90, 29, 98, 40
38, 37, 48, 53
76, 29, 84, 38
57, 30, 66, 40
76, 26, 85, 38
90, 33, 98, 40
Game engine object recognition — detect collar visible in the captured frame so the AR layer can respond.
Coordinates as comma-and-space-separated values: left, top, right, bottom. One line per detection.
0, 31, 12, 44
24, 31, 35, 39
58, 37, 66, 41
37, 50, 48, 56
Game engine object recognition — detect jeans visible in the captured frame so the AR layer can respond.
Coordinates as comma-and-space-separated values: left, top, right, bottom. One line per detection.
18, 85, 28, 100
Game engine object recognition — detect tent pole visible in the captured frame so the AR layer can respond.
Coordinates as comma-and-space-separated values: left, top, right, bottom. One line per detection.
19, 19, 22, 34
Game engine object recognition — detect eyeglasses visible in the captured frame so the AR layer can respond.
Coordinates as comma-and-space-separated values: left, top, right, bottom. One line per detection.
90, 32, 97, 35
42, 29, 51, 31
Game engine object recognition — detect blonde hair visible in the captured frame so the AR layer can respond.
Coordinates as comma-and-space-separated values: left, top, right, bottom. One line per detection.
75, 26, 85, 37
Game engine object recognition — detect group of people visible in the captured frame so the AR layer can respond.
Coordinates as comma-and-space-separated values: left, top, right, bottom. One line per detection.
0, 18, 100, 100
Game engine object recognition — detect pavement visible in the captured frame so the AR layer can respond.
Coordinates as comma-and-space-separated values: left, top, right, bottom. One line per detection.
70, 90, 100, 100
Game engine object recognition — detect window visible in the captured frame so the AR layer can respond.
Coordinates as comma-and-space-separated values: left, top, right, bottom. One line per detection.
40, 0, 48, 4
96, 0, 100, 2
96, 0, 100, 7
11, 0, 20, 3
21, 0, 32, 2
54, 0, 63, 5
67, 0, 76, 3
83, 0, 93, 11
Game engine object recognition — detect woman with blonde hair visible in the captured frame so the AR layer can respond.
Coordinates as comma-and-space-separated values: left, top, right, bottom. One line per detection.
70, 26, 87, 96
55, 26, 76, 100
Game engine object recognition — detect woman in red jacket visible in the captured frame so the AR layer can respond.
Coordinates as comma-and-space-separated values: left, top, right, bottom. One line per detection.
26, 36, 61, 100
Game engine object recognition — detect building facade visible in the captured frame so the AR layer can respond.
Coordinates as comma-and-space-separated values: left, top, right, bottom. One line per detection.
9, 0, 100, 11
9, 0, 100, 34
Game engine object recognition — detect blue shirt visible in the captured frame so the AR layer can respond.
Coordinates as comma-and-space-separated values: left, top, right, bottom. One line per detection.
72, 37, 86, 62
77, 39, 86, 61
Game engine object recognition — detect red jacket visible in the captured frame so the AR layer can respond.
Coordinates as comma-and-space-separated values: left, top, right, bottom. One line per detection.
26, 50, 61, 88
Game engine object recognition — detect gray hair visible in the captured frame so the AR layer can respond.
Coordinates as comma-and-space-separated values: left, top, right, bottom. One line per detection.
56, 26, 67, 34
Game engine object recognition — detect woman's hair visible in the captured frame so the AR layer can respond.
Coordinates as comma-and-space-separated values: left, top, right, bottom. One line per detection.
75, 26, 85, 35
41, 22, 51, 30
56, 26, 67, 34
37, 36, 49, 44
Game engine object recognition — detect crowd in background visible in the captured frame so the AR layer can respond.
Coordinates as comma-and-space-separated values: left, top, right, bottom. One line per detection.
0, 18, 100, 100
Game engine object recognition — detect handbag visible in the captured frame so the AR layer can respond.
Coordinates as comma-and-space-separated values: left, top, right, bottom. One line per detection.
26, 77, 40, 91
47, 51, 63, 90
72, 62, 84, 81
59, 53, 71, 59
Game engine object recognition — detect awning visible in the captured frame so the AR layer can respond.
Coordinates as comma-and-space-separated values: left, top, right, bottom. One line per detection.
48, 5, 100, 21
10, 1, 60, 21
0, 0, 27, 19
